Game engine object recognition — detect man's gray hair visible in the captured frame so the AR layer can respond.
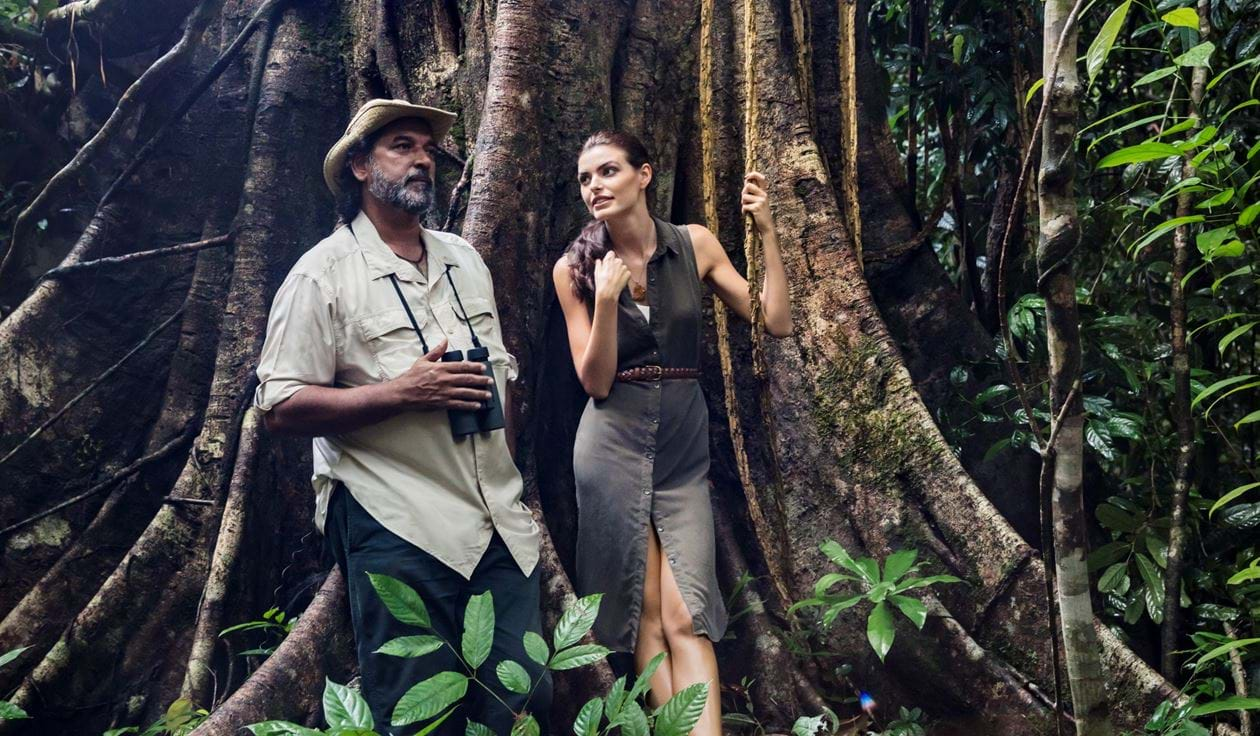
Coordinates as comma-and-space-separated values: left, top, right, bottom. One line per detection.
335, 132, 378, 224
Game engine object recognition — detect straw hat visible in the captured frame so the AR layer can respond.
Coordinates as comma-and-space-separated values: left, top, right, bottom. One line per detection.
322, 98, 457, 196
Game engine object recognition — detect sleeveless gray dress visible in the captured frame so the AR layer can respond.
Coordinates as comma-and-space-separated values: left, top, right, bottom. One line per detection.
573, 217, 728, 652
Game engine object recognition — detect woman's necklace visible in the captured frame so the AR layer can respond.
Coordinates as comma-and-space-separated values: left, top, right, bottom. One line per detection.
623, 227, 657, 302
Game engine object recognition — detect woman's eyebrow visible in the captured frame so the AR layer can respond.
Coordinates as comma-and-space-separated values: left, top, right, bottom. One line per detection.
578, 160, 620, 175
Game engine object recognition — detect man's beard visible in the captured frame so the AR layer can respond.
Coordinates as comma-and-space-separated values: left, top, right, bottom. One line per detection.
367, 159, 434, 216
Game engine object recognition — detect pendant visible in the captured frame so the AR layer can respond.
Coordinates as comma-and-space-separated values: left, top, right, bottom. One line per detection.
630, 281, 647, 301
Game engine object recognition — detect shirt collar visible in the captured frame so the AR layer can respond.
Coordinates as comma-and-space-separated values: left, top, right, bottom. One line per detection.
650, 216, 680, 260
349, 209, 458, 282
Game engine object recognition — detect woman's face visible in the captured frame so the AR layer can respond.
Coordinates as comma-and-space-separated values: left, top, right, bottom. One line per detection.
577, 144, 651, 221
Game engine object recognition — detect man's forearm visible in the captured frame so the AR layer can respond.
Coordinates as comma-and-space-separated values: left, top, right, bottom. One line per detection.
265, 383, 404, 437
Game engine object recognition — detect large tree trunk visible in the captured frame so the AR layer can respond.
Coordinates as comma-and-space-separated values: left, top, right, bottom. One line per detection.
0, 1, 1182, 734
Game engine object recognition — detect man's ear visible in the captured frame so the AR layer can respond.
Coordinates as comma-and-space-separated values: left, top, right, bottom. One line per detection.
350, 152, 371, 183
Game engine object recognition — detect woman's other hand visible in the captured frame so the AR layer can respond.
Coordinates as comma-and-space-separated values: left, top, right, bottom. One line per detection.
594, 250, 631, 304
741, 171, 774, 234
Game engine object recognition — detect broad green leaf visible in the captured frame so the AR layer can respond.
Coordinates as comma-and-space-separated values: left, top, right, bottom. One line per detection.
324, 678, 373, 730
1237, 411, 1260, 429
952, 34, 965, 65
866, 581, 894, 603
1191, 697, 1260, 716
375, 635, 444, 658
1127, 215, 1204, 255
1219, 322, 1257, 355
866, 601, 895, 662
367, 573, 431, 628
1213, 265, 1253, 293
1208, 57, 1260, 91
1196, 637, 1260, 667
1228, 564, 1260, 585
1097, 142, 1183, 169
1096, 502, 1140, 533
820, 540, 875, 583
553, 594, 603, 650
1024, 78, 1045, 106
462, 591, 495, 669
1224, 99, 1260, 123
890, 594, 927, 629
1197, 225, 1236, 256
0, 647, 29, 669
813, 571, 858, 597
523, 631, 549, 667
1135, 553, 1165, 622
510, 715, 540, 736
1145, 534, 1168, 569
653, 682, 710, 736
792, 714, 829, 736
1156, 118, 1198, 140
392, 672, 469, 726
1238, 202, 1260, 226
1173, 42, 1214, 67
0, 701, 28, 721
882, 549, 918, 583
1086, 1, 1131, 86
466, 721, 495, 736
628, 652, 666, 702
1099, 562, 1129, 593
609, 702, 649, 736
1196, 188, 1235, 209
1161, 7, 1200, 28
604, 676, 628, 721
893, 574, 964, 593
573, 698, 603, 736
245, 723, 321, 735
1133, 66, 1178, 87
821, 595, 865, 627
548, 643, 611, 670
496, 659, 532, 694
1088, 541, 1129, 572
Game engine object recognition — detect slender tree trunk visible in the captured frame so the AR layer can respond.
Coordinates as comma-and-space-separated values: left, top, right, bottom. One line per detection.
1161, 0, 1209, 680
1038, 2, 1112, 734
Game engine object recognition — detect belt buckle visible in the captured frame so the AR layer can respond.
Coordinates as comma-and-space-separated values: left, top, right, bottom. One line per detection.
644, 365, 663, 381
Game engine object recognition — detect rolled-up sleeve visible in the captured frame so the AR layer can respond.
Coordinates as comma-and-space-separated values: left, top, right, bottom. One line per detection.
254, 273, 337, 411
481, 267, 519, 383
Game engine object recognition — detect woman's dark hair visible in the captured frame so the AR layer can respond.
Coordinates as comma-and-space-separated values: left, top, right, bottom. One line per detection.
564, 130, 653, 303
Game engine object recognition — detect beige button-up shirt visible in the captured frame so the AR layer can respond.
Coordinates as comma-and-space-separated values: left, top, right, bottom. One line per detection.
254, 210, 539, 578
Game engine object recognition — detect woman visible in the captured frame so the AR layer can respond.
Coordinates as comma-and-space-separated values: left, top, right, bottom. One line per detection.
552, 130, 792, 735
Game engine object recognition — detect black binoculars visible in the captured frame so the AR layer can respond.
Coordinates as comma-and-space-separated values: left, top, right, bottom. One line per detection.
442, 345, 505, 437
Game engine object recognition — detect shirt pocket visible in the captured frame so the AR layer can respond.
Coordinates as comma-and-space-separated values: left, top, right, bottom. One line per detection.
356, 308, 429, 380
450, 296, 516, 379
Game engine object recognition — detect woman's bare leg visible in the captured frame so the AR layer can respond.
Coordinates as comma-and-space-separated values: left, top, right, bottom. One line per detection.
659, 552, 721, 736
635, 526, 673, 707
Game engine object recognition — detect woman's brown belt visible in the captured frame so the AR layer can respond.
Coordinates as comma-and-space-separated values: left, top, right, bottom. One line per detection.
615, 365, 702, 382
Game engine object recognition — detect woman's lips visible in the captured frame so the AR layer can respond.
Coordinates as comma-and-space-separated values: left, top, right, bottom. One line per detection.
592, 196, 612, 208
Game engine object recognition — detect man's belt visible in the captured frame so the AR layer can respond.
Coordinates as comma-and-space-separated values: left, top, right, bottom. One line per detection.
615, 365, 701, 382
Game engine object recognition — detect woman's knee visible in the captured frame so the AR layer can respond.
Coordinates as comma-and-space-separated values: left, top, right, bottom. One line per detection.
661, 598, 695, 642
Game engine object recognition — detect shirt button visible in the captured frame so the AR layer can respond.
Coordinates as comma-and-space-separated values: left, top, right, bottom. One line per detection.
646, 451, 654, 459
643, 489, 651, 496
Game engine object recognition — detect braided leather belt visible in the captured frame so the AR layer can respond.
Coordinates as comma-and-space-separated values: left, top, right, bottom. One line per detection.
615, 365, 701, 382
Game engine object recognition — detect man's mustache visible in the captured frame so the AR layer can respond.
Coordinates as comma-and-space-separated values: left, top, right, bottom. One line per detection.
405, 173, 432, 185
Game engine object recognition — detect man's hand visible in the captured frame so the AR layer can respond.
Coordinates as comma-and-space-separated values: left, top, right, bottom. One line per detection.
391, 338, 494, 411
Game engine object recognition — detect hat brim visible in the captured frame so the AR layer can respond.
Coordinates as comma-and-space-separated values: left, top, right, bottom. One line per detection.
323, 99, 458, 197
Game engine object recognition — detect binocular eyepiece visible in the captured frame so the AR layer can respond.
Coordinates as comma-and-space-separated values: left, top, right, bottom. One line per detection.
442, 345, 505, 437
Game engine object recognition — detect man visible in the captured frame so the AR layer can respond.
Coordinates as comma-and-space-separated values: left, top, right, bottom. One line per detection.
254, 99, 550, 735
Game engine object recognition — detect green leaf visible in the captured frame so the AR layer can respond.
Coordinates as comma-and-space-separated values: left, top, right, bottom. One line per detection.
1024, 78, 1045, 106
952, 33, 965, 65
392, 672, 469, 726
882, 549, 918, 583
462, 591, 495, 669
1239, 202, 1260, 227
510, 715, 540, 736
1127, 215, 1204, 255
1161, 7, 1201, 28
821, 595, 864, 627
866, 601, 895, 662
604, 676, 628, 721
890, 595, 927, 629
1174, 42, 1215, 67
573, 698, 603, 736
628, 651, 666, 703
1197, 225, 1237, 257
1145, 534, 1168, 569
1192, 373, 1257, 409
496, 659, 532, 694
792, 715, 829, 736
548, 643, 611, 670
523, 631, 549, 667
820, 540, 875, 583
1227, 563, 1260, 585
1196, 638, 1260, 667
1135, 553, 1165, 622
1097, 142, 1183, 169
1237, 410, 1260, 429
1219, 322, 1257, 355
610, 702, 649, 736
812, 572, 858, 597
245, 722, 321, 736
375, 635, 444, 658
324, 678, 373, 730
0, 647, 29, 670
0, 701, 28, 721
1133, 66, 1179, 87
1086, 1, 1130, 86
1196, 188, 1235, 209
415, 708, 457, 736
1210, 483, 1260, 518
893, 574, 963, 593
1191, 697, 1260, 716
653, 682, 710, 736
1099, 562, 1129, 594
466, 721, 495, 736
553, 594, 603, 650
1096, 502, 1140, 533
367, 573, 431, 628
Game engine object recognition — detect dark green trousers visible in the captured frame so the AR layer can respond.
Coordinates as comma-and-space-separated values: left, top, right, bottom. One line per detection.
325, 485, 552, 736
